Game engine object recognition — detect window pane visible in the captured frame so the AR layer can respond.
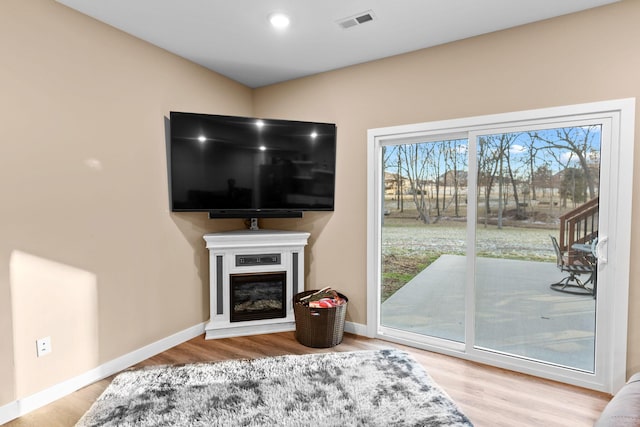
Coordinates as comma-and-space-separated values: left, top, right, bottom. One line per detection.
474, 126, 600, 372
380, 140, 468, 342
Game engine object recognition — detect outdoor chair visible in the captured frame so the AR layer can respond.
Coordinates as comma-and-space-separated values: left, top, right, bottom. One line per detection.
549, 235, 595, 296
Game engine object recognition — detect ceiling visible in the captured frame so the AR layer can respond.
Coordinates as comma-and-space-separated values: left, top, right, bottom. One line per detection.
55, 0, 619, 88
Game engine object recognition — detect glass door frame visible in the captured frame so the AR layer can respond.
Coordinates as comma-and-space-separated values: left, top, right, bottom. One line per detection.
366, 98, 635, 393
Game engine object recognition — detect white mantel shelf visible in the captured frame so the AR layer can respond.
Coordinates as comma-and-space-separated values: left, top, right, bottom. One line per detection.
203, 229, 310, 339
203, 229, 310, 249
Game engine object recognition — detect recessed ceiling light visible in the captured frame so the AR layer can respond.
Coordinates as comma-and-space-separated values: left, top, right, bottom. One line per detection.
269, 13, 290, 29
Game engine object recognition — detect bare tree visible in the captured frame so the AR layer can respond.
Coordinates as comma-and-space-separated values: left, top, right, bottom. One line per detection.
395, 147, 404, 211
532, 125, 600, 200
541, 144, 577, 208
532, 162, 553, 199
478, 136, 500, 227
445, 140, 467, 217
399, 143, 435, 224
501, 133, 525, 219
478, 134, 516, 228
433, 143, 444, 217
524, 132, 542, 200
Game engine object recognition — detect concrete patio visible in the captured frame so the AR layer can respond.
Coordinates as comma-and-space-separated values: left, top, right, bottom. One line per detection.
381, 254, 596, 372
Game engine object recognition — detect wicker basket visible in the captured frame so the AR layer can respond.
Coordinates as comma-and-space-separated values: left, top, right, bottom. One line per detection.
293, 290, 348, 348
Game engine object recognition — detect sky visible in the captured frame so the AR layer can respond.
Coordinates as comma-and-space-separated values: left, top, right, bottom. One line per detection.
384, 125, 602, 181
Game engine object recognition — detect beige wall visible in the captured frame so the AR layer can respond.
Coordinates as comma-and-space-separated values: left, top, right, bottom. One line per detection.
255, 0, 640, 376
0, 0, 252, 404
2, 0, 640, 408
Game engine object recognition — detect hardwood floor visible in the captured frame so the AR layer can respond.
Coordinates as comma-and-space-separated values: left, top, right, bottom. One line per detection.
5, 332, 611, 426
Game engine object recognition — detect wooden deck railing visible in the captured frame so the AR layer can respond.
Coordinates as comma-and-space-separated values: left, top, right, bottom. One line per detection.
559, 197, 599, 262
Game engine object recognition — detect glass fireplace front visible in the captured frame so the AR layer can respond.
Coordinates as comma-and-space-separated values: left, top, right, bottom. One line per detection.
230, 272, 286, 322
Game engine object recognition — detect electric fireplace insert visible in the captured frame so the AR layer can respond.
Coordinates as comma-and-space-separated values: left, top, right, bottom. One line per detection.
230, 272, 286, 322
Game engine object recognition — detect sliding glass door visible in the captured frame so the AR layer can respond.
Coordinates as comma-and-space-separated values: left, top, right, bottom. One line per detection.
380, 139, 468, 345
368, 99, 634, 392
471, 124, 601, 373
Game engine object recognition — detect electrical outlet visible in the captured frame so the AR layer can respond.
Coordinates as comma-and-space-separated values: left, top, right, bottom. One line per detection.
36, 336, 52, 357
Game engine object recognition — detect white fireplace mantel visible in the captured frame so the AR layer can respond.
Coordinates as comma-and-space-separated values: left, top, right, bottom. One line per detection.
203, 229, 310, 339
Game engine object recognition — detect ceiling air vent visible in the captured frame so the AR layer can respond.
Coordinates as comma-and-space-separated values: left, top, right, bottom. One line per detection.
337, 10, 375, 29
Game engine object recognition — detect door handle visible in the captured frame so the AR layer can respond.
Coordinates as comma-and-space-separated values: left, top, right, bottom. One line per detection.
595, 236, 608, 264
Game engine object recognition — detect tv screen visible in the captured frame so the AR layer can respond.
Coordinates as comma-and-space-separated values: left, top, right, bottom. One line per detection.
168, 112, 336, 217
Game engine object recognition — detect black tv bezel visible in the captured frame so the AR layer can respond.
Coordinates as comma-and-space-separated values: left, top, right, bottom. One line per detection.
167, 112, 336, 218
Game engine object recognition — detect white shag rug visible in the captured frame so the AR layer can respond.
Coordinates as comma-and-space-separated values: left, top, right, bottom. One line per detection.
76, 349, 473, 426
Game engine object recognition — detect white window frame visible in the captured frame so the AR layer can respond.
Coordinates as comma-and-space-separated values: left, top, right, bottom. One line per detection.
366, 98, 635, 393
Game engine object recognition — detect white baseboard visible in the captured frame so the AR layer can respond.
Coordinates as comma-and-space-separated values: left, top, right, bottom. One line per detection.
0, 402, 18, 425
0, 322, 206, 425
344, 321, 368, 337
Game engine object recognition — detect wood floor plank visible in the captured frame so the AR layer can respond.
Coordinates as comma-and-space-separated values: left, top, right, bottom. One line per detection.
4, 332, 610, 426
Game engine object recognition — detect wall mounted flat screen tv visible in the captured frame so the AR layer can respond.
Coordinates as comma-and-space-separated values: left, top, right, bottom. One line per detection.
168, 112, 337, 218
